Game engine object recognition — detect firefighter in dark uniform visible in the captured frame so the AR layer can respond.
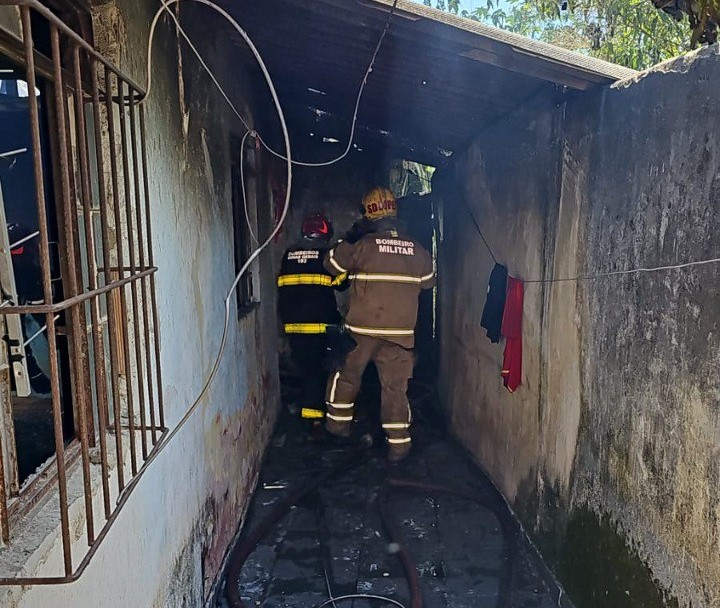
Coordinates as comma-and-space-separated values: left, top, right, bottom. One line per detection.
277, 214, 345, 420
323, 188, 435, 462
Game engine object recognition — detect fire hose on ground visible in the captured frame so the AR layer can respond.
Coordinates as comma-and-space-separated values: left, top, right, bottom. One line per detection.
224, 449, 520, 608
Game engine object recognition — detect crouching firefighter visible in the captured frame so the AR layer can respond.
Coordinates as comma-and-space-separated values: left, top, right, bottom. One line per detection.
277, 214, 346, 422
323, 187, 435, 462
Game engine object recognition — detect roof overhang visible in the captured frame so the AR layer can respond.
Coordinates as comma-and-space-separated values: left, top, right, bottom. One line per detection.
201, 0, 637, 165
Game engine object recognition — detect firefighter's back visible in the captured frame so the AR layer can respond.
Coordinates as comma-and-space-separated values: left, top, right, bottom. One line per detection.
343, 228, 434, 348
277, 245, 340, 331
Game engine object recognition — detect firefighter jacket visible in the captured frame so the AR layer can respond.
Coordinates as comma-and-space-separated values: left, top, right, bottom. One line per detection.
277, 245, 344, 334
324, 227, 435, 348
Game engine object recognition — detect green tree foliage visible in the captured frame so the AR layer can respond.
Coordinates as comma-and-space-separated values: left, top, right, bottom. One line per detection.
423, 0, 461, 13
425, 0, 695, 70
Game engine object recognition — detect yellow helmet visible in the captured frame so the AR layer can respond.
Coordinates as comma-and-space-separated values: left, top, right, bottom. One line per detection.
362, 187, 397, 220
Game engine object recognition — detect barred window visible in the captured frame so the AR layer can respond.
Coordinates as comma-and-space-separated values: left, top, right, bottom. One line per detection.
0, 0, 165, 584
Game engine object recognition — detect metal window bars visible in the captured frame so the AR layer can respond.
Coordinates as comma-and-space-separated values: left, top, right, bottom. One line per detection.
0, 0, 166, 583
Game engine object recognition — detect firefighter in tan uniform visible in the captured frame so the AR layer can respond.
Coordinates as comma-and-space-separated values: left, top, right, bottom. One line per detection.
323, 187, 435, 462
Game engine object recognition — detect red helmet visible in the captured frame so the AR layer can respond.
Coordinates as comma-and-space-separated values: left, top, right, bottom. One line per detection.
301, 214, 332, 241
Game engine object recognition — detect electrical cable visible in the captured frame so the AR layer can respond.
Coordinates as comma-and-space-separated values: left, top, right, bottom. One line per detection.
145, 0, 398, 248
115, 0, 292, 506
315, 595, 407, 607
142, 1, 251, 133
238, 129, 260, 246
144, 0, 399, 168
254, 0, 400, 167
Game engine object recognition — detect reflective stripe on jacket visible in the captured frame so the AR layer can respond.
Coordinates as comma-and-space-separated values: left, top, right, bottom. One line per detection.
277, 246, 343, 330
283, 323, 329, 334
324, 228, 435, 348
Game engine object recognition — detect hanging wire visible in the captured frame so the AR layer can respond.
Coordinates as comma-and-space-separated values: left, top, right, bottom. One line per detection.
116, 0, 292, 504
239, 129, 260, 246
462, 198, 498, 264
524, 256, 720, 284
461, 195, 720, 284
144, 0, 400, 168
254, 0, 400, 167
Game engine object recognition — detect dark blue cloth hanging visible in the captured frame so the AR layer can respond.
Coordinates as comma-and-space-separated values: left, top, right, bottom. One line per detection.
480, 263, 508, 343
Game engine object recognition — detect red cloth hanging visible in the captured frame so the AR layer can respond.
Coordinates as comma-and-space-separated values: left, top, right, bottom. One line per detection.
500, 277, 523, 393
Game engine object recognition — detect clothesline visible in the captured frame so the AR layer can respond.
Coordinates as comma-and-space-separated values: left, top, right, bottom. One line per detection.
462, 198, 720, 284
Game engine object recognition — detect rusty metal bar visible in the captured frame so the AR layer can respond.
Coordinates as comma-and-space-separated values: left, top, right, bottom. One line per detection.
105, 67, 135, 487
60, 43, 96, 460
0, 0, 166, 583
0, 427, 168, 586
136, 108, 158, 445
139, 106, 165, 431
0, 0, 147, 94
52, 24, 95, 548
71, 43, 105, 447
21, 7, 71, 571
25, 13, 72, 576
0, 268, 156, 315
92, 60, 126, 496
112, 424, 165, 433
7, 441, 81, 528
73, 44, 112, 520
97, 265, 154, 274
110, 76, 138, 476
128, 93, 152, 456
0, 395, 8, 543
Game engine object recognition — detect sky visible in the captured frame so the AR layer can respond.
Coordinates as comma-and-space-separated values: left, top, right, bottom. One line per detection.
408, 0, 511, 14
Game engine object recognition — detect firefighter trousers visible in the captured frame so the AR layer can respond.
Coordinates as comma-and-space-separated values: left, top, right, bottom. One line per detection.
325, 333, 414, 448
288, 335, 328, 409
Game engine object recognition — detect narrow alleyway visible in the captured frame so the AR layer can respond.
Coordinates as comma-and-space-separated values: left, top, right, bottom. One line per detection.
218, 372, 567, 608
2, 1, 718, 606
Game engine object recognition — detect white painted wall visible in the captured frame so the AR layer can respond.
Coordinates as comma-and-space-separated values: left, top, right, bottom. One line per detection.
0, 1, 280, 605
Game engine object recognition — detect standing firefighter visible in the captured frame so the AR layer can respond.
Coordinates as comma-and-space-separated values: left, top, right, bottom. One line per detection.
278, 214, 344, 420
324, 187, 435, 462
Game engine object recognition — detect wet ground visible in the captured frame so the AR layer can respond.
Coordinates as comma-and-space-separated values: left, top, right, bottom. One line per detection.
218, 376, 570, 608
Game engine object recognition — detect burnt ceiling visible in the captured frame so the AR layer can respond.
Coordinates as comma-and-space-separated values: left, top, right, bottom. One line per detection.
185, 0, 635, 166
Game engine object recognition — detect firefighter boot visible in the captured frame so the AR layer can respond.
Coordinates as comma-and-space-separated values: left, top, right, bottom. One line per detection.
320, 426, 354, 449
325, 418, 351, 439
387, 441, 411, 463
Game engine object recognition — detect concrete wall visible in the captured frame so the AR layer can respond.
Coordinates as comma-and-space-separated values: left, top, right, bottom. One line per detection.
567, 47, 720, 608
436, 91, 562, 502
273, 156, 384, 265
438, 47, 720, 607
1, 1, 281, 606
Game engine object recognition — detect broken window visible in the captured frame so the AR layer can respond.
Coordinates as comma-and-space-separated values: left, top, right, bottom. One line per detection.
0, 0, 164, 583
390, 159, 435, 198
